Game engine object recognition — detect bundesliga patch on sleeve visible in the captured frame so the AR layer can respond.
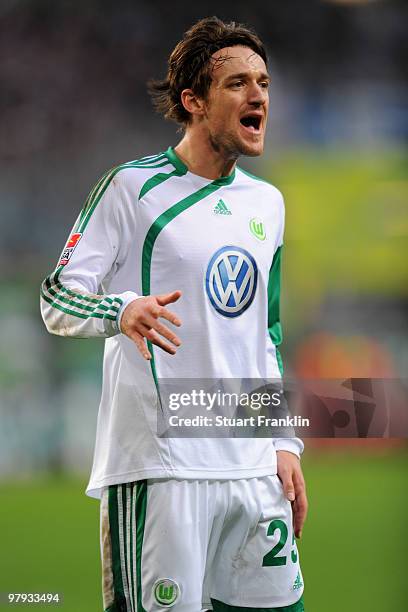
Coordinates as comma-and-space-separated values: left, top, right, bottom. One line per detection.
59, 232, 82, 265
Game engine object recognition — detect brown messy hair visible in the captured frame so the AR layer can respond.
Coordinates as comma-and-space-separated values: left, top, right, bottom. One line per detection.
148, 16, 267, 125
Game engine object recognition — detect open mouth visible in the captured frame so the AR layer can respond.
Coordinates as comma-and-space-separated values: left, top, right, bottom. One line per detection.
240, 114, 262, 132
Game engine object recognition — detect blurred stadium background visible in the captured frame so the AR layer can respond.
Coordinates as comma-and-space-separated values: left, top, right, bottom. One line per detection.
0, 0, 407, 610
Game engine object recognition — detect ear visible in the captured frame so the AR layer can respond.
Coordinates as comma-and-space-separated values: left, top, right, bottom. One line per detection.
180, 88, 206, 118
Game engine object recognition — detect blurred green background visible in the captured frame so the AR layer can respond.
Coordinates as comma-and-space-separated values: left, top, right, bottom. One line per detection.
1, 1, 407, 611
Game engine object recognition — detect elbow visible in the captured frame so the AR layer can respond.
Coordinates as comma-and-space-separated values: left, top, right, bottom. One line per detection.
40, 294, 66, 336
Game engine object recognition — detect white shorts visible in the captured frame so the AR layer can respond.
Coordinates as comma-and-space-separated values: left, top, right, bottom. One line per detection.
100, 476, 304, 611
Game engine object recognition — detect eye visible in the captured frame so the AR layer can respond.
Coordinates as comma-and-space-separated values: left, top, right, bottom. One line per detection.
230, 80, 244, 88
259, 81, 269, 89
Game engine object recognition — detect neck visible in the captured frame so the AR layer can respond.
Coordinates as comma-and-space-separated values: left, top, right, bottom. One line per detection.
174, 128, 237, 180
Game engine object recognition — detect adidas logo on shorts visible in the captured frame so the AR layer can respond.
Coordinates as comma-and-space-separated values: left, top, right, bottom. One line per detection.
293, 571, 303, 590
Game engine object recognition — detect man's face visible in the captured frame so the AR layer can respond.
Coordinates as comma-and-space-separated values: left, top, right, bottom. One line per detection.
202, 45, 269, 158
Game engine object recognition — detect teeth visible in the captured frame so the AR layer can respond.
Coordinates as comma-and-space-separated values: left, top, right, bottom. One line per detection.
241, 117, 261, 131
242, 123, 258, 132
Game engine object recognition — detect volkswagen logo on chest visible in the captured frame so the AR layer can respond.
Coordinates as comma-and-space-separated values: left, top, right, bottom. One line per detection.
205, 246, 258, 317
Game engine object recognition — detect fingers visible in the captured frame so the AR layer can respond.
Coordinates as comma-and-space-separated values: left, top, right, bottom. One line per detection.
121, 292, 182, 358
145, 295, 182, 326
156, 290, 182, 307
141, 325, 178, 356
128, 326, 179, 360
146, 307, 181, 327
282, 473, 296, 502
279, 469, 306, 538
153, 320, 181, 346
276, 451, 308, 539
159, 307, 182, 327
277, 461, 296, 502
292, 471, 308, 539
143, 316, 181, 346
293, 489, 308, 539
127, 330, 152, 361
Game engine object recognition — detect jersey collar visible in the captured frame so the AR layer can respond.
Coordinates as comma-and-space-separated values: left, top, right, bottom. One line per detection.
166, 146, 236, 186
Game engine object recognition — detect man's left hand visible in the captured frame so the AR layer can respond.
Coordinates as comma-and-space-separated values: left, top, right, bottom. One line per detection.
276, 450, 308, 539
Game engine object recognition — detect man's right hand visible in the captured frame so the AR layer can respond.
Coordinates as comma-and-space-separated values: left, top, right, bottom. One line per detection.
120, 290, 182, 360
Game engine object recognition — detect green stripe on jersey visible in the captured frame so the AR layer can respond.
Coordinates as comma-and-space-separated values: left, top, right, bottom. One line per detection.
42, 149, 184, 322
141, 168, 235, 389
41, 272, 121, 322
133, 153, 167, 165
141, 178, 234, 296
52, 280, 121, 307
77, 149, 181, 240
138, 147, 189, 199
139, 167, 186, 199
44, 284, 118, 315
40, 288, 118, 321
267, 245, 283, 376
40, 290, 110, 320
78, 151, 175, 232
77, 156, 170, 230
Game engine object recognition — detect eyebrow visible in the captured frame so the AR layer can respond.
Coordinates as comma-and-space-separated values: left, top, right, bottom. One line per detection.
224, 71, 270, 83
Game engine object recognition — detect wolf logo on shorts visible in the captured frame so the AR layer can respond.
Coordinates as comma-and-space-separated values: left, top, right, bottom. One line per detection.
153, 579, 180, 607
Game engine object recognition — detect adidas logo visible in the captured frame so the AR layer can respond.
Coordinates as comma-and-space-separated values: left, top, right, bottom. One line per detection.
213, 199, 232, 215
293, 571, 303, 591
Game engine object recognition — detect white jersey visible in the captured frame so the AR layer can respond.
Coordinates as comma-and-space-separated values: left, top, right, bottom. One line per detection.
41, 148, 303, 498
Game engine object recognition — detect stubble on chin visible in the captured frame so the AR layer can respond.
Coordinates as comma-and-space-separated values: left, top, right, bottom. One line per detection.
209, 131, 263, 160
240, 141, 264, 157
209, 132, 238, 159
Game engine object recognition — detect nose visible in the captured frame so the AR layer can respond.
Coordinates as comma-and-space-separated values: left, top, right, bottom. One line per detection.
247, 80, 267, 106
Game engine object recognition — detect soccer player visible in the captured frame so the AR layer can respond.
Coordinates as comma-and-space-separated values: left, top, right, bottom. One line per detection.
41, 16, 307, 612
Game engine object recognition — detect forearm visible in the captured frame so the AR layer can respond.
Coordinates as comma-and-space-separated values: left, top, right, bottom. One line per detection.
40, 270, 138, 338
